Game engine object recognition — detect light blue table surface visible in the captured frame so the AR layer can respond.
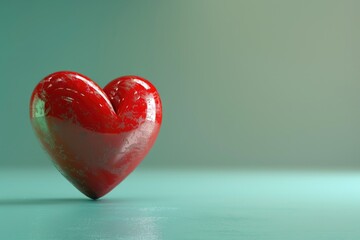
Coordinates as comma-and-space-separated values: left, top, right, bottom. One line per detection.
1, 168, 360, 239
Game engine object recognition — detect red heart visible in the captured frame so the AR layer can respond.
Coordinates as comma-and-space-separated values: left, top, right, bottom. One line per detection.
30, 71, 162, 199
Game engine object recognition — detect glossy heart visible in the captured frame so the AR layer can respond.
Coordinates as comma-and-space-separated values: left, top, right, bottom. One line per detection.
30, 71, 162, 199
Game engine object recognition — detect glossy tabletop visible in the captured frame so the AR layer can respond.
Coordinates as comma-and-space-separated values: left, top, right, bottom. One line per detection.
1, 168, 360, 240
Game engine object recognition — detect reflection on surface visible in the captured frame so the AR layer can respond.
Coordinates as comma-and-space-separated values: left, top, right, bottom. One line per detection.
34, 200, 167, 240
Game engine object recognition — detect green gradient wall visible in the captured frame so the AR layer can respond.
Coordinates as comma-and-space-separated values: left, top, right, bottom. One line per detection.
1, 0, 359, 169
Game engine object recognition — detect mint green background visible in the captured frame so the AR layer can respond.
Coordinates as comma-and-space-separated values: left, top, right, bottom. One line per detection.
1, 2, 360, 239
1, 0, 360, 169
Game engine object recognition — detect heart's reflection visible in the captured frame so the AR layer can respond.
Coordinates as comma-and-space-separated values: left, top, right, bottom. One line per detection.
27, 198, 168, 240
